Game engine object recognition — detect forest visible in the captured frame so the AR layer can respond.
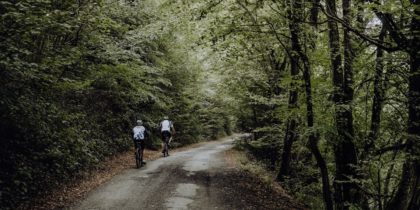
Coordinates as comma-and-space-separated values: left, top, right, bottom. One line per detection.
0, 0, 419, 210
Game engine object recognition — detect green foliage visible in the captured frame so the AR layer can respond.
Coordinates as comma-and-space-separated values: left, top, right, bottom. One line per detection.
1, 0, 418, 209
190, 0, 418, 209
0, 0, 235, 208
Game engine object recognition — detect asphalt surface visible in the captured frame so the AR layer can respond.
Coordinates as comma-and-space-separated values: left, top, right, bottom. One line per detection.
70, 136, 238, 210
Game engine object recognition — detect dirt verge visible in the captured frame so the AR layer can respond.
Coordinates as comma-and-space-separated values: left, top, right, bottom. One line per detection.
219, 148, 308, 210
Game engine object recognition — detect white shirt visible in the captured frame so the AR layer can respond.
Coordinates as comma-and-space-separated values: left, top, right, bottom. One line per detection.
133, 126, 146, 140
160, 120, 172, 132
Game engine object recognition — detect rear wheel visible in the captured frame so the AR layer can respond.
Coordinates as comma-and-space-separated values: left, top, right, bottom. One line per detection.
135, 142, 143, 168
163, 137, 169, 157
135, 148, 141, 168
139, 148, 143, 166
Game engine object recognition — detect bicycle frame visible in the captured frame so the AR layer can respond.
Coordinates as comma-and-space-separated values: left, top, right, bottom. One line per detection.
135, 141, 144, 168
163, 136, 170, 157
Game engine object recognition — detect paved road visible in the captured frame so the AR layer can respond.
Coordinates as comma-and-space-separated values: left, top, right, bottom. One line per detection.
70, 135, 239, 210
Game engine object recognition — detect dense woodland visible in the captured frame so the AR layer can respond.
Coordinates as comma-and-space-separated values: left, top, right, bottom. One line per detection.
0, 0, 419, 210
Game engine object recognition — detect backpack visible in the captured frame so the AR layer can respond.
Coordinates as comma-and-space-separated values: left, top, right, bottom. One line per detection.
134, 126, 145, 140
136, 132, 144, 140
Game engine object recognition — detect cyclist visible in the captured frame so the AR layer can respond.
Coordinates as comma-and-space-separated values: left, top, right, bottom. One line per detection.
159, 116, 175, 155
133, 120, 147, 165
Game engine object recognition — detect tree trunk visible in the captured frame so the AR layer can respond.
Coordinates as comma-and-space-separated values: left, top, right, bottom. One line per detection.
385, 2, 420, 209
406, 4, 420, 208
297, 1, 334, 209
309, 0, 321, 27
366, 27, 387, 152
281, 1, 335, 209
278, 117, 297, 181
300, 34, 335, 210
386, 52, 420, 210
325, 0, 359, 209
277, 73, 298, 180
277, 0, 300, 181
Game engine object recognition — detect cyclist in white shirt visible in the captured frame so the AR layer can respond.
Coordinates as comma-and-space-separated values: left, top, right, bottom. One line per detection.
159, 116, 175, 153
133, 120, 147, 164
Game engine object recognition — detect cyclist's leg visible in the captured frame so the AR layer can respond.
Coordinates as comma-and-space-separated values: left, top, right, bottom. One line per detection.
133, 140, 138, 157
161, 131, 169, 153
166, 132, 172, 155
133, 140, 138, 150
161, 132, 166, 153
161, 131, 167, 142
140, 140, 145, 155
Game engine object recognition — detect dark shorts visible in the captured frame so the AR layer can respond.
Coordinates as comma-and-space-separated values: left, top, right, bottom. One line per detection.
161, 131, 171, 142
133, 139, 145, 150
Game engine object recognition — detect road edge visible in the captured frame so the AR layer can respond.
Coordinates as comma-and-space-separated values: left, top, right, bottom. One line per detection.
17, 134, 241, 210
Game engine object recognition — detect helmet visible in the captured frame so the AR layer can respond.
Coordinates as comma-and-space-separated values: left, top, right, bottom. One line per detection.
136, 120, 143, 125
163, 116, 169, 120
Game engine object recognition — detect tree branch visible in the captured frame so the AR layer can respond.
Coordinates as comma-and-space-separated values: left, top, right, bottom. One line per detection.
375, 144, 407, 156
319, 5, 401, 52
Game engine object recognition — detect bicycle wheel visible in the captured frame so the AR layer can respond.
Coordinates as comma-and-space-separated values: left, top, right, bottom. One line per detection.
135, 148, 141, 168
138, 145, 143, 167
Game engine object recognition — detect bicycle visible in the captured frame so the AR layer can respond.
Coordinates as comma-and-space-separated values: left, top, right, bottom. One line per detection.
162, 135, 171, 157
134, 141, 144, 168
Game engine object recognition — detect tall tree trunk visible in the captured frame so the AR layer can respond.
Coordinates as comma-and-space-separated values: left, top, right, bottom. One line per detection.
360, 26, 388, 210
309, 0, 321, 27
366, 27, 387, 152
277, 0, 300, 181
386, 48, 420, 210
406, 4, 420, 209
385, 2, 420, 209
281, 1, 335, 209
289, 0, 334, 209
368, 26, 387, 147
277, 63, 298, 180
278, 116, 297, 181
325, 0, 359, 209
300, 31, 335, 210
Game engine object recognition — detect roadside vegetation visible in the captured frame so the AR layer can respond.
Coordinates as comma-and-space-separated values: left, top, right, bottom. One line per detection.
1, 0, 419, 210
0, 1, 232, 208
206, 0, 419, 209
